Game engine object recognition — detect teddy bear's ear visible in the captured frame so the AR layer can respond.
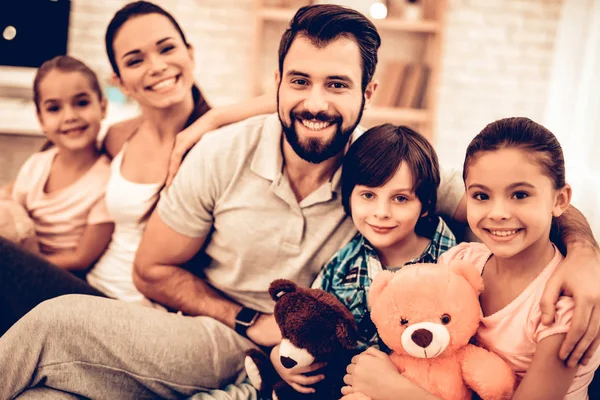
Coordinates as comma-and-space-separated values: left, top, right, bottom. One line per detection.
449, 260, 484, 294
268, 279, 297, 301
368, 270, 394, 308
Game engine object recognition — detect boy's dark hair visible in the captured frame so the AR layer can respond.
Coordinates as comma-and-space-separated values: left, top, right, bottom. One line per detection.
341, 124, 440, 238
278, 4, 381, 91
464, 117, 566, 189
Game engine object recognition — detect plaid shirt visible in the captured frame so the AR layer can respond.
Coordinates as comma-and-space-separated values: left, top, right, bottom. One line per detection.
312, 217, 457, 352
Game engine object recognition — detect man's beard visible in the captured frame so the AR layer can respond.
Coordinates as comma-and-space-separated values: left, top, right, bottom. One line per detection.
278, 95, 365, 164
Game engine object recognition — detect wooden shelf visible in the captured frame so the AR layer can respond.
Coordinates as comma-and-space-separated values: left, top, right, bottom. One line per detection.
363, 106, 429, 123
257, 7, 439, 33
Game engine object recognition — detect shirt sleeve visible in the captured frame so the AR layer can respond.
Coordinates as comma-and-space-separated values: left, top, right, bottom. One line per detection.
87, 197, 113, 225
157, 133, 220, 239
11, 153, 39, 207
436, 167, 465, 219
438, 242, 477, 264
534, 296, 573, 342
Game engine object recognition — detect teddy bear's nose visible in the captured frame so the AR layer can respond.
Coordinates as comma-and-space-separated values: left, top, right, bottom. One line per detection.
411, 329, 433, 348
280, 356, 298, 369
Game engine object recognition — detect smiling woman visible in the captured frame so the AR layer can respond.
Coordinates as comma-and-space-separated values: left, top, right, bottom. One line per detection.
66, 1, 211, 304
106, 13, 205, 113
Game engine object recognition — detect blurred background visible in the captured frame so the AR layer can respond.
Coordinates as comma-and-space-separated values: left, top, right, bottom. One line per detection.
1, 0, 598, 237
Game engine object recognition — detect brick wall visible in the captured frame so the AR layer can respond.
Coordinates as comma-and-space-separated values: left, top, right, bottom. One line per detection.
436, 0, 563, 166
66, 0, 564, 167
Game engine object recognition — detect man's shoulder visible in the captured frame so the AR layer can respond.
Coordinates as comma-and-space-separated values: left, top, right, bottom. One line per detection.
186, 113, 275, 161
202, 113, 275, 146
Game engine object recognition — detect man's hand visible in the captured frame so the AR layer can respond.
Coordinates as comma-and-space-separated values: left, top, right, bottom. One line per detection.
540, 246, 600, 367
341, 347, 405, 400
246, 313, 282, 347
270, 344, 326, 394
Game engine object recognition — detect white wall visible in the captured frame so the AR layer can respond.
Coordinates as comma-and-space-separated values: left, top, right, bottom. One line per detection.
436, 0, 564, 167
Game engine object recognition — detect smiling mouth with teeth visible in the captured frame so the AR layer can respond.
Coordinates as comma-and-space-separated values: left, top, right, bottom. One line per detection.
487, 229, 521, 237
61, 126, 87, 135
299, 119, 333, 131
148, 75, 179, 91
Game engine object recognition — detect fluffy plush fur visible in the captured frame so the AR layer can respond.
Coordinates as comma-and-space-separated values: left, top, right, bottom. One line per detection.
245, 279, 359, 400
357, 261, 516, 400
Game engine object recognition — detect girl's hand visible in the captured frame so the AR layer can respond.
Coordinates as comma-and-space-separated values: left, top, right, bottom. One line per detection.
270, 344, 327, 394
540, 245, 600, 367
341, 347, 405, 400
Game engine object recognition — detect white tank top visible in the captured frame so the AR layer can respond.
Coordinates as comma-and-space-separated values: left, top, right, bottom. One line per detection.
86, 143, 163, 307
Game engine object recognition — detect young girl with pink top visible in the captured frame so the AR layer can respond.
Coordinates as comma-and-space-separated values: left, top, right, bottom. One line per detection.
436, 117, 600, 399
12, 55, 114, 271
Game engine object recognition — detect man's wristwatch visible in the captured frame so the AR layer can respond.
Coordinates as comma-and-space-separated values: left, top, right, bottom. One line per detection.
234, 307, 260, 338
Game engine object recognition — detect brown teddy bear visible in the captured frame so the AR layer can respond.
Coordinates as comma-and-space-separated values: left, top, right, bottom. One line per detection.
347, 261, 515, 400
244, 279, 359, 400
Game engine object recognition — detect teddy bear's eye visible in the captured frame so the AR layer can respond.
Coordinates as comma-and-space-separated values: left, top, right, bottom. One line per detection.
400, 318, 409, 326
441, 314, 451, 324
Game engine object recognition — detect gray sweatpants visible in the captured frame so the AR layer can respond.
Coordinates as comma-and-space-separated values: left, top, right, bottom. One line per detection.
0, 295, 258, 400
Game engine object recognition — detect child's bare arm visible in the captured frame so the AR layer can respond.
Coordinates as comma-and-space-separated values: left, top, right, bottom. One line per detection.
269, 344, 326, 394
166, 93, 276, 186
44, 222, 114, 271
511, 334, 578, 400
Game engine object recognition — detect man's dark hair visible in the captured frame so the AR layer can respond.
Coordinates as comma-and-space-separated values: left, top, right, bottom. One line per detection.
278, 4, 381, 91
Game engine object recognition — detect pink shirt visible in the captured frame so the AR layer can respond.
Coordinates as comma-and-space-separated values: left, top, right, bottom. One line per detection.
440, 242, 600, 399
12, 147, 112, 254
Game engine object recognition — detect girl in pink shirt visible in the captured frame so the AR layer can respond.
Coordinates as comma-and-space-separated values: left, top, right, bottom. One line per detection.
12, 55, 114, 271
437, 117, 600, 399
0, 56, 115, 335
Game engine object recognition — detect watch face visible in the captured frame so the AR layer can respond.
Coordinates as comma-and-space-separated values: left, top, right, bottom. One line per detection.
237, 307, 258, 325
